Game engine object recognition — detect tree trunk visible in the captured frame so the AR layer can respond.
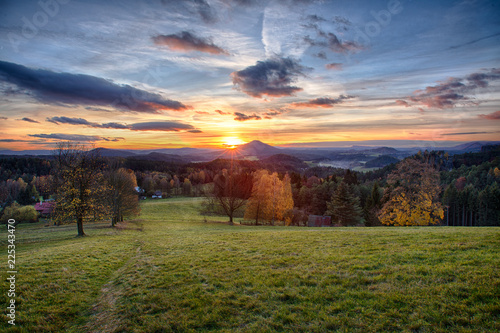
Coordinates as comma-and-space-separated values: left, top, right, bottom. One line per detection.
255, 202, 260, 226
228, 214, 233, 226
462, 204, 465, 226
77, 217, 85, 236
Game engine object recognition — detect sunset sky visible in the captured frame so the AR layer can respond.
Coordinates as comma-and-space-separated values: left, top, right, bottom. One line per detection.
0, 0, 499, 150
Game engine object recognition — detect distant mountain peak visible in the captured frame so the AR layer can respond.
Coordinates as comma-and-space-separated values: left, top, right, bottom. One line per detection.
237, 140, 280, 156
243, 140, 273, 147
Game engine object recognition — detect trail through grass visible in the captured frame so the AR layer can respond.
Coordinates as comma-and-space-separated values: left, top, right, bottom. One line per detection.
1, 197, 499, 332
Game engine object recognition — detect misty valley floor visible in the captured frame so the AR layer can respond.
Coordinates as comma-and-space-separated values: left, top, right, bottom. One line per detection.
3, 198, 500, 332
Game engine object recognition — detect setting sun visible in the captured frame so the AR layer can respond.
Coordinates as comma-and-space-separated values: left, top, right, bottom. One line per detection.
222, 137, 246, 149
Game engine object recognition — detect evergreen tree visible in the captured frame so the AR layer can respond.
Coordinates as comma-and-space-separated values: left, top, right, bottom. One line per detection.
364, 182, 382, 226
326, 181, 364, 226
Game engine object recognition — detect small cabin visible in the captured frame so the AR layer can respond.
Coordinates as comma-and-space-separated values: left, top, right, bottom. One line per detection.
34, 201, 55, 217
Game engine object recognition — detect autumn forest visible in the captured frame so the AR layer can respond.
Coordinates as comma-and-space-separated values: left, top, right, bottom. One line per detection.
1, 142, 499, 232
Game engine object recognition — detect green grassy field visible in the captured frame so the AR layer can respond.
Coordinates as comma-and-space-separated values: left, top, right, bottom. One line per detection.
2, 197, 499, 332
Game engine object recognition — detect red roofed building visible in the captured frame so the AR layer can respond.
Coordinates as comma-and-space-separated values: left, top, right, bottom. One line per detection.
34, 201, 55, 217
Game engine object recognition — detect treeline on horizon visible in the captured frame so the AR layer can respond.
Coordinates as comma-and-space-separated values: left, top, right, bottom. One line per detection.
0, 144, 499, 227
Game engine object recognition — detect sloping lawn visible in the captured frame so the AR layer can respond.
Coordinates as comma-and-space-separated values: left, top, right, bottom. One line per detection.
2, 197, 499, 332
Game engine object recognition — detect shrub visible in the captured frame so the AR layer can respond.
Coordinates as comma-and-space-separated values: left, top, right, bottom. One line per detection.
0, 202, 39, 224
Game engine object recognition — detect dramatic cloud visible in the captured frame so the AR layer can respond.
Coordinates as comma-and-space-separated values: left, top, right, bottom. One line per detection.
152, 31, 229, 55
20, 117, 39, 123
292, 95, 354, 108
231, 57, 308, 98
46, 116, 201, 132
129, 121, 197, 132
399, 68, 500, 109
29, 133, 123, 142
234, 112, 262, 121
479, 111, 500, 120
325, 63, 342, 70
0, 61, 189, 113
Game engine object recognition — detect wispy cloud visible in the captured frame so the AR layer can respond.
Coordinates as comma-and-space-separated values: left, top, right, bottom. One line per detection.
215, 109, 231, 115
20, 117, 40, 123
231, 57, 308, 98
395, 99, 410, 107
303, 15, 363, 55
449, 32, 500, 50
441, 131, 493, 136
325, 63, 342, 71
292, 95, 354, 108
152, 31, 229, 55
479, 110, 500, 120
234, 112, 262, 121
0, 61, 189, 113
399, 68, 500, 109
262, 108, 287, 119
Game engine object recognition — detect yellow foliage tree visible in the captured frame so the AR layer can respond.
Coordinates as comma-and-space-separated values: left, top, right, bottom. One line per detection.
379, 159, 444, 226
53, 142, 109, 236
244, 170, 271, 225
244, 170, 294, 225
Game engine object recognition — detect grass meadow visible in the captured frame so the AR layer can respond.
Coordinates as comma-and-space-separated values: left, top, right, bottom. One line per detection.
1, 197, 499, 332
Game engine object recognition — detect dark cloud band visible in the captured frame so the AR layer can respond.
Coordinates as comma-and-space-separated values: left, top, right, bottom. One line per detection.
28, 133, 123, 142
0, 61, 189, 113
292, 95, 354, 108
46, 116, 201, 132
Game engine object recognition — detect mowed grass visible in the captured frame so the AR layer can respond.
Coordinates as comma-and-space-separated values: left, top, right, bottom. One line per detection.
1, 198, 499, 332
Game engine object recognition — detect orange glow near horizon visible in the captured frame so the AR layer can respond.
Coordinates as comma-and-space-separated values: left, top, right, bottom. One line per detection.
222, 137, 246, 149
